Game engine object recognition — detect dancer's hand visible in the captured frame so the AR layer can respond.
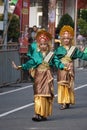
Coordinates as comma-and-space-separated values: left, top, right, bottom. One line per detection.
79, 45, 84, 52
67, 63, 73, 71
12, 61, 18, 69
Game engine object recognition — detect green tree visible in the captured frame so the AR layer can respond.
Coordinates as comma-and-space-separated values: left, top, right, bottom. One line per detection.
0, 13, 20, 42
78, 18, 87, 36
78, 9, 87, 22
42, 0, 49, 30
56, 13, 74, 34
8, 14, 20, 42
81, 9, 87, 22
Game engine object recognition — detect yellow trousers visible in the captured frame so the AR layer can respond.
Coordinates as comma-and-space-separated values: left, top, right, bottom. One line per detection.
34, 96, 53, 118
58, 85, 75, 104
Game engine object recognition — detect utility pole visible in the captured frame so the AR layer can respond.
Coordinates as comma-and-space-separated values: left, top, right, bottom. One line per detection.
48, 0, 56, 47
3, 0, 8, 49
74, 0, 78, 45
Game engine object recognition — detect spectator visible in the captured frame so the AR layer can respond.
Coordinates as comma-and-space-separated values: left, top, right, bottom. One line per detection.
77, 34, 86, 43
31, 25, 38, 42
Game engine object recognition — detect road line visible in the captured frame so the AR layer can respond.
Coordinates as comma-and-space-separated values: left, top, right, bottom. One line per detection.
55, 84, 87, 97
0, 103, 34, 118
26, 128, 57, 130
0, 84, 87, 118
0, 85, 33, 95
0, 78, 56, 95
74, 84, 87, 90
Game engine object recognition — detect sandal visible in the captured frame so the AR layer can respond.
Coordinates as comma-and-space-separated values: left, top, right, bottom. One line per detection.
60, 104, 70, 110
60, 104, 67, 110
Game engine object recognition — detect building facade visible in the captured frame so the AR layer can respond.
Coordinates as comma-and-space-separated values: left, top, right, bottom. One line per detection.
29, 0, 75, 27
0, 0, 76, 30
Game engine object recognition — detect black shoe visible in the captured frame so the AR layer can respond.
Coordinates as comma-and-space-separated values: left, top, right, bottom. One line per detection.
41, 117, 47, 121
32, 115, 47, 122
66, 104, 70, 108
32, 115, 40, 121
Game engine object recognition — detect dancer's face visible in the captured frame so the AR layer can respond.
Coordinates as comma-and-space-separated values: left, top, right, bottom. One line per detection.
62, 31, 71, 45
39, 39, 48, 52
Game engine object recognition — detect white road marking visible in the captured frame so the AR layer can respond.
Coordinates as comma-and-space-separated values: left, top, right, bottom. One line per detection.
0, 84, 87, 118
0, 85, 33, 95
74, 84, 87, 90
25, 128, 57, 130
55, 84, 87, 97
0, 103, 34, 118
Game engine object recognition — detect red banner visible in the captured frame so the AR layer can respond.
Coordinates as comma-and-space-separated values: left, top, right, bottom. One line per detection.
78, 0, 87, 9
18, 0, 30, 53
13, 0, 22, 16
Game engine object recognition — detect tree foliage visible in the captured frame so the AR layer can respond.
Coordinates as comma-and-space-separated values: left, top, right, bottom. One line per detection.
78, 9, 87, 22
56, 13, 74, 34
8, 14, 20, 42
0, 13, 20, 42
81, 10, 87, 22
42, 0, 49, 30
78, 18, 87, 36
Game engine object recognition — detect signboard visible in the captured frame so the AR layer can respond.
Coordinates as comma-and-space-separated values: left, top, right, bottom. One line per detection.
21, 0, 30, 31
19, 0, 30, 53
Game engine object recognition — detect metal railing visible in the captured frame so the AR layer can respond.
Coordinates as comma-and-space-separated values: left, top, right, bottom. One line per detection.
0, 43, 21, 87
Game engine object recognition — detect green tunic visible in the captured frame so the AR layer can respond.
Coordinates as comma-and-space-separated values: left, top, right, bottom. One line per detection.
54, 46, 87, 61
22, 50, 65, 70
27, 42, 37, 58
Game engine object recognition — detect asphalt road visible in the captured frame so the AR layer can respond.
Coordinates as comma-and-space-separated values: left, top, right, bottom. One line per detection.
0, 68, 87, 130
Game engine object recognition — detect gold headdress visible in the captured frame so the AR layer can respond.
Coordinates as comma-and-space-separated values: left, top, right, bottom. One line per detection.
59, 25, 74, 39
36, 29, 52, 43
